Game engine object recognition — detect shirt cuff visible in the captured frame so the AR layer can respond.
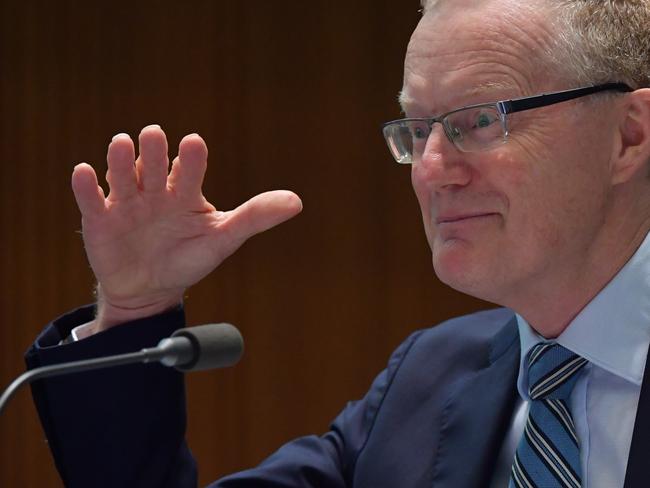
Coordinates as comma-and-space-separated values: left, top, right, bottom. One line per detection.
71, 321, 94, 341
59, 321, 94, 345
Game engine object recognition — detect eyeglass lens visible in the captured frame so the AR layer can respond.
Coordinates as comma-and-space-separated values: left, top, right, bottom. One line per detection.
383, 105, 507, 163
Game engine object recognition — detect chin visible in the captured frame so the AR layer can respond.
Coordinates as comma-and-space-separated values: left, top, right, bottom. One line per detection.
431, 243, 495, 302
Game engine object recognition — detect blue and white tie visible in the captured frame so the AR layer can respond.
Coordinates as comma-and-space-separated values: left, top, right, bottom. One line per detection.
510, 343, 588, 488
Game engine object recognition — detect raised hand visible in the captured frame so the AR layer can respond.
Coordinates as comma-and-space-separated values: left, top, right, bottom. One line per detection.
71, 125, 302, 333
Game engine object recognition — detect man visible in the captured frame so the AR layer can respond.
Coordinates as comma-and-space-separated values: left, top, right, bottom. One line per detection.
27, 0, 650, 486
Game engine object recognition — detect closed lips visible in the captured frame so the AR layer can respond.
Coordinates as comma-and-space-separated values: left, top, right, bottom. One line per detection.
436, 213, 498, 224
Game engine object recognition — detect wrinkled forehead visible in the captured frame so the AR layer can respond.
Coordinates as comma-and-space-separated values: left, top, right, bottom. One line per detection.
402, 0, 559, 114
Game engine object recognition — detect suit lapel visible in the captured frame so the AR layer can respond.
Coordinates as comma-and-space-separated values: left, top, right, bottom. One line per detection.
431, 317, 520, 488
623, 341, 650, 488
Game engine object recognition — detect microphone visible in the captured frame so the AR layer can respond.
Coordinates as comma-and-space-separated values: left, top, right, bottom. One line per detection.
0, 323, 243, 417
160, 323, 244, 371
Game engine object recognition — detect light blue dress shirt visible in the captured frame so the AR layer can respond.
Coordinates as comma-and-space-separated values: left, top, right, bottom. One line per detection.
491, 231, 650, 487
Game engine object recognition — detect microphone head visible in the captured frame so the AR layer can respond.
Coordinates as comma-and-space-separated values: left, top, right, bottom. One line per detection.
171, 323, 244, 371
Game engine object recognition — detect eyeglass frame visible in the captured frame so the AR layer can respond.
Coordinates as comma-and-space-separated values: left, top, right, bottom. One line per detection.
381, 82, 633, 163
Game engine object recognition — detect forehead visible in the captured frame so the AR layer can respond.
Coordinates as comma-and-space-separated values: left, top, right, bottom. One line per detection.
402, 0, 558, 113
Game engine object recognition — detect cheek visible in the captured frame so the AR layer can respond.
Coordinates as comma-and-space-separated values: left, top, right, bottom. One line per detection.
502, 141, 610, 260
483, 147, 561, 251
411, 164, 433, 225
500, 152, 558, 232
411, 162, 429, 199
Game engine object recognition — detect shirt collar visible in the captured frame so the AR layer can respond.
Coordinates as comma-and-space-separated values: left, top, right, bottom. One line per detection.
516, 231, 650, 399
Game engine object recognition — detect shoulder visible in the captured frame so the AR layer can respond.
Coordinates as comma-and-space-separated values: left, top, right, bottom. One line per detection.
402, 307, 515, 354
417, 307, 516, 351
386, 308, 518, 385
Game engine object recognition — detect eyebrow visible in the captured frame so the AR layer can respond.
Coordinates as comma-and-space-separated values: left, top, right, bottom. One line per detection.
398, 80, 517, 115
397, 91, 413, 114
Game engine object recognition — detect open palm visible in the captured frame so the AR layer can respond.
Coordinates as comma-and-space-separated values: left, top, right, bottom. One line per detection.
72, 125, 302, 331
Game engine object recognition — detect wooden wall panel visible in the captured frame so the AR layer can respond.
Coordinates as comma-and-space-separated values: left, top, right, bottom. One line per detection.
0, 1, 489, 485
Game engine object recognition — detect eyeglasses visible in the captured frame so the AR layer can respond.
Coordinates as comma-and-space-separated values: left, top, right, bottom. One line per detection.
382, 82, 633, 164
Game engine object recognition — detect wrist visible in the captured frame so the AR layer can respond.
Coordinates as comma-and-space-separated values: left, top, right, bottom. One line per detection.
95, 285, 184, 333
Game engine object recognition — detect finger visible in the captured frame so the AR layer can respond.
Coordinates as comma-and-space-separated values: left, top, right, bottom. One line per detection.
106, 133, 137, 201
71, 163, 106, 216
136, 124, 169, 193
168, 133, 208, 199
221, 190, 303, 248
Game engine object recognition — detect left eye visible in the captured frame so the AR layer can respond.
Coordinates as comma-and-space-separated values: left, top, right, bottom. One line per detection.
474, 112, 497, 128
413, 126, 427, 139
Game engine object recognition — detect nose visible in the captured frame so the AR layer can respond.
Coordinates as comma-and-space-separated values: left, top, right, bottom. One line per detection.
411, 124, 472, 192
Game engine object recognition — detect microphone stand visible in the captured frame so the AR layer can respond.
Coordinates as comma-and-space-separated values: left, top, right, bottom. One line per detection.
0, 345, 171, 417
0, 322, 243, 417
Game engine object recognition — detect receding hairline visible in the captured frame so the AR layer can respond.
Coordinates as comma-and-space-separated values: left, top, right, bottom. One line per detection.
401, 1, 564, 115
398, 81, 517, 115
418, 0, 650, 89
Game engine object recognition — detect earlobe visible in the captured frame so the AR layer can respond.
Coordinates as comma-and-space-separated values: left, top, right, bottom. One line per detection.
611, 88, 650, 185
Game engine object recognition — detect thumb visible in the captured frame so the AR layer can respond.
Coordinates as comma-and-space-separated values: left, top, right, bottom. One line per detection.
219, 190, 303, 249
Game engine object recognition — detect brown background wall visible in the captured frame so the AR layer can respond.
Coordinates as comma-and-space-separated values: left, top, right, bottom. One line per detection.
0, 1, 489, 485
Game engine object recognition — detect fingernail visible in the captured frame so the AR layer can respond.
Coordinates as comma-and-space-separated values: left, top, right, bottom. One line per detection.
143, 124, 161, 131
111, 133, 129, 142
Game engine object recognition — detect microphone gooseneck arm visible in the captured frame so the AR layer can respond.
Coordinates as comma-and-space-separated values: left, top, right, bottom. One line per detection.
0, 323, 243, 417
0, 341, 184, 417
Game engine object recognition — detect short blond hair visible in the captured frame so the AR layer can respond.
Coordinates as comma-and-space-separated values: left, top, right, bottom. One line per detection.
419, 0, 650, 88
554, 1, 650, 88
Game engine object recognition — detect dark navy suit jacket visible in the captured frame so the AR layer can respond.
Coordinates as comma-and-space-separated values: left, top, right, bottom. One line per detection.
26, 306, 650, 487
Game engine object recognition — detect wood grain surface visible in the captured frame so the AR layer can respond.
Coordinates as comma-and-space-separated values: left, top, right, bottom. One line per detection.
0, 1, 489, 485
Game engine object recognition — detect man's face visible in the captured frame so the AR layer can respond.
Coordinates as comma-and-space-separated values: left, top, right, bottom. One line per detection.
404, 0, 621, 309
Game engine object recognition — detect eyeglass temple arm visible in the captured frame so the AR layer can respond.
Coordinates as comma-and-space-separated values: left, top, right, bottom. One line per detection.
497, 82, 633, 115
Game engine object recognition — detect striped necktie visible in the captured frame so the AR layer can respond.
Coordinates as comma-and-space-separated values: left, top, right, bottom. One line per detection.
510, 343, 588, 488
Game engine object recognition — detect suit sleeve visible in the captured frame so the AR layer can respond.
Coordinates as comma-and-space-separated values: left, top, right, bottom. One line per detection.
25, 305, 197, 488
26, 306, 422, 488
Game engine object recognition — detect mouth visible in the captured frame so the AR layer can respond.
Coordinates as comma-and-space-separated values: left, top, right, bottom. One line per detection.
435, 212, 499, 225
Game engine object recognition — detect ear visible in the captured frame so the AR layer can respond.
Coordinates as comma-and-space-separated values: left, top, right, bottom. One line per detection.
611, 88, 650, 185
